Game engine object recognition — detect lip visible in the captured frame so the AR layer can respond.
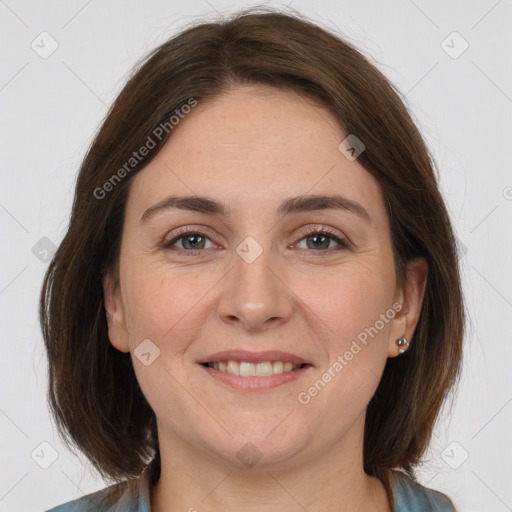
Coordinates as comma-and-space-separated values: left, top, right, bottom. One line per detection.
197, 349, 311, 366
198, 362, 312, 391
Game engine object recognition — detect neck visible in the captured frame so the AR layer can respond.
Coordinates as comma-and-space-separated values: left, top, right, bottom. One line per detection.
150, 421, 392, 512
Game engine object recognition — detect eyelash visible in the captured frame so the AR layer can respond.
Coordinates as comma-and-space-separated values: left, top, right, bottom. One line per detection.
161, 225, 351, 256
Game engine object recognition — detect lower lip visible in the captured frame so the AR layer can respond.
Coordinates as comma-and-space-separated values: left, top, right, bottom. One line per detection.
198, 364, 312, 391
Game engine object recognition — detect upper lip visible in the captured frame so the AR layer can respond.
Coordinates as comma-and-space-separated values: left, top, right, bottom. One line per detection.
197, 350, 311, 366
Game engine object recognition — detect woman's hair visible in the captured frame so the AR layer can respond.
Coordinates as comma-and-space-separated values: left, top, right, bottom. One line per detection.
40, 7, 465, 508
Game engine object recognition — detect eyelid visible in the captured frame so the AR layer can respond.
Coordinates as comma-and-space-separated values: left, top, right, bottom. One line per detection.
161, 224, 352, 252
292, 224, 351, 250
161, 225, 221, 249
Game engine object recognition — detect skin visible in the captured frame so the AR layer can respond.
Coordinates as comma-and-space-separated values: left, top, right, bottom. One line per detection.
103, 84, 428, 512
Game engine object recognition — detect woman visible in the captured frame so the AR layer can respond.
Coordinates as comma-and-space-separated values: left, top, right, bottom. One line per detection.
41, 8, 464, 511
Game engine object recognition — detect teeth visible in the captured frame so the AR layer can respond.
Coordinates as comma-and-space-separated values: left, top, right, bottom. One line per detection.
209, 360, 302, 377
272, 361, 283, 374
240, 362, 256, 377
227, 360, 239, 375
256, 362, 273, 376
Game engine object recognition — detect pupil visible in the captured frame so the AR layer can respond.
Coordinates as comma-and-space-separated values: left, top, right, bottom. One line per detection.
184, 234, 204, 250
308, 234, 328, 250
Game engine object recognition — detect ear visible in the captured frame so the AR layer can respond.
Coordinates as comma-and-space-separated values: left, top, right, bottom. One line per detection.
102, 271, 130, 353
387, 257, 428, 357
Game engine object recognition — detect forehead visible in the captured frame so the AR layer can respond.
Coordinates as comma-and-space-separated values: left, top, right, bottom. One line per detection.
127, 85, 385, 223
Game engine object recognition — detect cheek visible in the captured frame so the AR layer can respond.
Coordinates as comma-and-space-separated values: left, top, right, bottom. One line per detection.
288, 268, 395, 439
121, 267, 213, 412
304, 265, 394, 343
122, 263, 216, 346
299, 262, 395, 407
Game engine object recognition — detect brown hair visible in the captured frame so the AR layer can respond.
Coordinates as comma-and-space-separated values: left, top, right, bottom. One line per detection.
40, 7, 464, 508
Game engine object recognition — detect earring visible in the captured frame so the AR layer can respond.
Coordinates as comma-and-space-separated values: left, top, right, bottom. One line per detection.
396, 337, 409, 354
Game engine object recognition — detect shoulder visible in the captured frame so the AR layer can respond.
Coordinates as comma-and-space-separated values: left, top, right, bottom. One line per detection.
43, 485, 115, 512
43, 478, 150, 512
391, 470, 457, 512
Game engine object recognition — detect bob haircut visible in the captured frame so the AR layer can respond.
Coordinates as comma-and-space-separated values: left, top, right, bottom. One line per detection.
40, 7, 465, 508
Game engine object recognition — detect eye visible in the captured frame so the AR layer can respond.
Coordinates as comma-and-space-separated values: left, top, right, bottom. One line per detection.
161, 225, 351, 256
294, 225, 351, 252
161, 229, 217, 254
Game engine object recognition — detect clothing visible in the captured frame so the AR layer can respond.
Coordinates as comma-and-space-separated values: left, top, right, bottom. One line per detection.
392, 471, 456, 511
45, 469, 456, 512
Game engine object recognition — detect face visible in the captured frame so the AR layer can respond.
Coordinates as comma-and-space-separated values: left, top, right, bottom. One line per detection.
104, 84, 427, 471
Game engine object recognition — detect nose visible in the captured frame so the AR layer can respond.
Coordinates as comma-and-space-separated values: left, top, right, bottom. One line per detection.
216, 242, 294, 332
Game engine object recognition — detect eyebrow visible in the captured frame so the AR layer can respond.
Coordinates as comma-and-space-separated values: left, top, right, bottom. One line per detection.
140, 194, 372, 224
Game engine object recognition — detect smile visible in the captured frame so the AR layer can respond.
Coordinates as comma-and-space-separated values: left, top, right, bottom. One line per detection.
203, 360, 304, 376
199, 361, 312, 391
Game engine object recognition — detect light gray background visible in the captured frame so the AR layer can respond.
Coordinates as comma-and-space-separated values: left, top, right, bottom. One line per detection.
1, 1, 511, 511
